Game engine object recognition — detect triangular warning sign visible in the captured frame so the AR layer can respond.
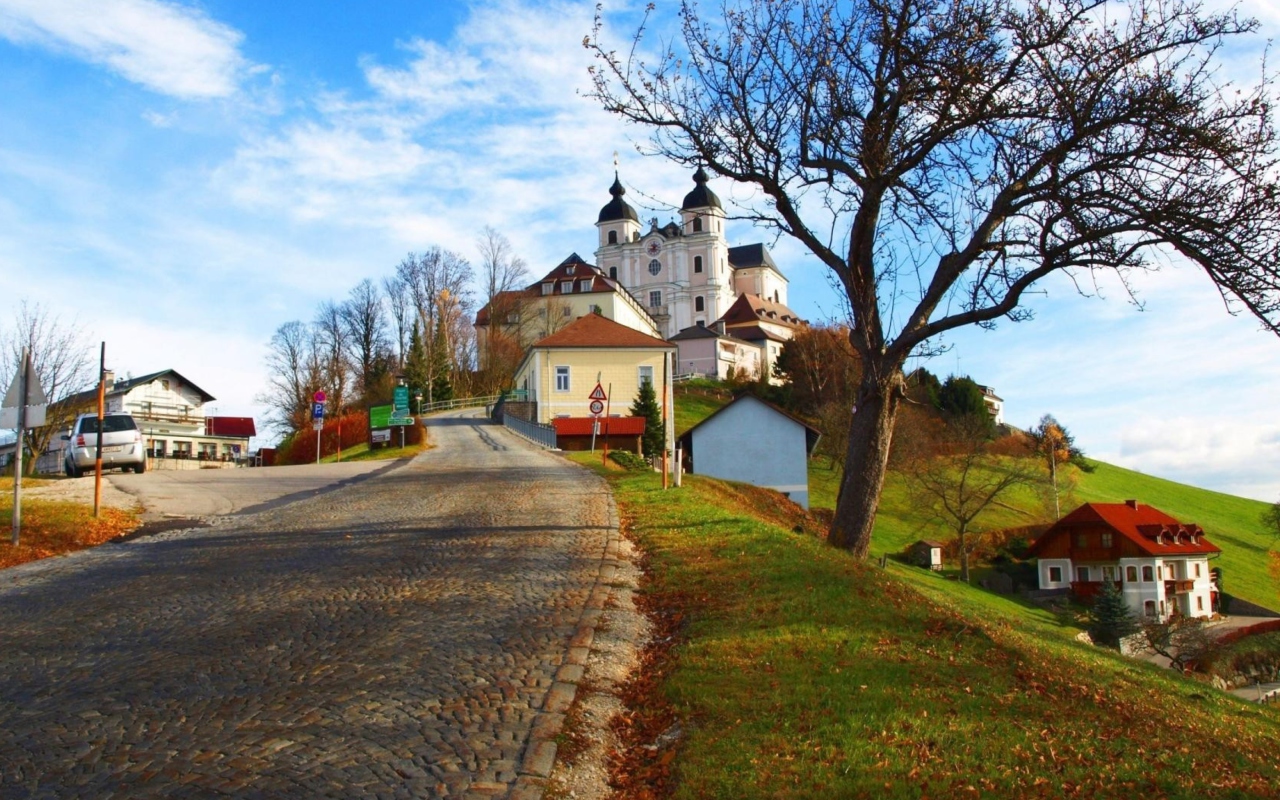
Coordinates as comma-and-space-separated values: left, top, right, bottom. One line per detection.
588, 383, 607, 401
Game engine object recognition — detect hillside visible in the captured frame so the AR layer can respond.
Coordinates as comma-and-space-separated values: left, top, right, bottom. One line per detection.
575, 456, 1280, 798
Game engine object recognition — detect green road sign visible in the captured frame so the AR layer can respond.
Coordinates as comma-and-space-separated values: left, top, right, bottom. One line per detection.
369, 404, 392, 429
390, 385, 412, 425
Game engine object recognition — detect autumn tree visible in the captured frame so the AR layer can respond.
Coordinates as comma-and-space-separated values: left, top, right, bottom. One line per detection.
773, 323, 861, 466
0, 302, 96, 474
905, 417, 1035, 582
477, 227, 529, 374
1139, 616, 1218, 672
396, 247, 474, 404
588, 0, 1280, 557
1029, 414, 1091, 519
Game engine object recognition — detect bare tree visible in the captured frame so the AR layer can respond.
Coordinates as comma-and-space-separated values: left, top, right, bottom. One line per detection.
396, 248, 475, 403
588, 0, 1280, 557
1138, 617, 1219, 672
340, 278, 391, 401
259, 320, 323, 436
382, 274, 412, 370
476, 227, 529, 371
0, 302, 96, 473
905, 418, 1035, 582
313, 301, 351, 415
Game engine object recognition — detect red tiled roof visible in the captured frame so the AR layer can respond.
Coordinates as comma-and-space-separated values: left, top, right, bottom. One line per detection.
552, 416, 646, 436
717, 294, 805, 328
534, 313, 674, 349
205, 417, 257, 437
1029, 501, 1221, 557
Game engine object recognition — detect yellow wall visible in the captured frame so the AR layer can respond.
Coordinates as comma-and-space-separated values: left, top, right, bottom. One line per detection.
515, 347, 673, 423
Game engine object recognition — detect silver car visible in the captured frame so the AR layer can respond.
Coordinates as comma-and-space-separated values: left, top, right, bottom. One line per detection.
63, 413, 147, 477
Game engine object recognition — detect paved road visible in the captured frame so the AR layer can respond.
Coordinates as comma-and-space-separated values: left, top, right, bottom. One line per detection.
0, 411, 616, 799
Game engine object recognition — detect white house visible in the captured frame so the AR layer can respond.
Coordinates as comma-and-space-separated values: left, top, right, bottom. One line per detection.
1028, 500, 1220, 621
676, 394, 820, 509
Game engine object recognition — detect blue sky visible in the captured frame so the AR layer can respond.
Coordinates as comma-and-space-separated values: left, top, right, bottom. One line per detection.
1, 0, 1278, 502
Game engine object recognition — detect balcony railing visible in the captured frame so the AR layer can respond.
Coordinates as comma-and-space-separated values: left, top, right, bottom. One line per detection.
1166, 579, 1196, 594
1070, 580, 1122, 601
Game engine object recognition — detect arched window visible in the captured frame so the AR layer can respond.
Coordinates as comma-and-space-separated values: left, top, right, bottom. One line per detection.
695, 296, 705, 312
1126, 566, 1138, 582
608, 230, 618, 244
1144, 601, 1157, 617
694, 256, 703, 273
1142, 566, 1154, 581
609, 266, 617, 280
693, 217, 703, 232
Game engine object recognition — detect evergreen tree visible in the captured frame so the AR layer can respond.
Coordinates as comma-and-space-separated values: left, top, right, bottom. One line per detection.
1088, 581, 1138, 649
403, 319, 429, 403
630, 380, 664, 459
428, 316, 453, 404
938, 375, 993, 435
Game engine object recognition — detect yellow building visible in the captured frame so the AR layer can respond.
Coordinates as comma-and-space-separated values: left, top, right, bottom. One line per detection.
512, 313, 675, 454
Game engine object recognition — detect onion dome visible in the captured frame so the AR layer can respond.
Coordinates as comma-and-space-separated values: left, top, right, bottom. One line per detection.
681, 166, 722, 211
597, 173, 639, 223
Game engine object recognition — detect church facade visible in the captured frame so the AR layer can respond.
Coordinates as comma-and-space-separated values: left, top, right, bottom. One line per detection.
593, 168, 794, 342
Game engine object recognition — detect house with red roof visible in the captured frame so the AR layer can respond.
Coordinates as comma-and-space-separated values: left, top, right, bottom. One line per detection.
511, 314, 675, 456
1027, 500, 1221, 621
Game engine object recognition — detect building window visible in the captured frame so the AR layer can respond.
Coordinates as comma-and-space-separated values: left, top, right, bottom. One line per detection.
1101, 533, 1113, 548
649, 290, 661, 307
161, 379, 170, 390
589, 304, 602, 314
1165, 564, 1175, 579
1076, 566, 1089, 582
608, 230, 618, 244
1142, 565, 1154, 582
696, 320, 705, 327
580, 279, 593, 292
555, 367, 570, 392
638, 366, 653, 387
1048, 566, 1062, 583
542, 283, 554, 295
1126, 566, 1138, 582
1194, 563, 1202, 578
1196, 596, 1204, 611
562, 305, 571, 317
695, 296, 705, 312
506, 312, 519, 324
694, 256, 703, 273
1145, 601, 1157, 617
1102, 566, 1117, 582
609, 266, 617, 280
693, 217, 703, 232
566, 264, 576, 275
1074, 533, 1088, 548
562, 281, 574, 294
648, 259, 661, 275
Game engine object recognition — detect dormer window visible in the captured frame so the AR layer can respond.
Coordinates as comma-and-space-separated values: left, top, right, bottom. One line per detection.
562, 281, 574, 294
579, 279, 592, 292
566, 264, 576, 275
542, 283, 554, 295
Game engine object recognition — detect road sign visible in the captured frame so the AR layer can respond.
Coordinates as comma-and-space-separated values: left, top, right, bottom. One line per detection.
1, 355, 47, 429
312, 402, 325, 420
588, 383, 607, 402
313, 390, 327, 403
312, 420, 323, 431
389, 385, 413, 425
589, 399, 604, 416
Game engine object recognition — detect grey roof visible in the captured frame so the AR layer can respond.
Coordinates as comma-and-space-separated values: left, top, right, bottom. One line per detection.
681, 167, 723, 211
597, 174, 639, 224
727, 244, 778, 271
668, 325, 720, 342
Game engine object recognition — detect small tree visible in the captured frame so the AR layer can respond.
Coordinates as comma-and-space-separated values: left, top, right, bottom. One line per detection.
1030, 414, 1093, 519
1139, 617, 1219, 672
1261, 500, 1280, 542
1088, 581, 1138, 648
630, 380, 664, 459
905, 417, 1034, 582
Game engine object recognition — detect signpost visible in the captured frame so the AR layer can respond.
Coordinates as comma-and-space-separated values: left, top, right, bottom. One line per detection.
313, 392, 326, 464
391, 385, 412, 448
4, 348, 47, 545
588, 382, 607, 452
369, 399, 412, 450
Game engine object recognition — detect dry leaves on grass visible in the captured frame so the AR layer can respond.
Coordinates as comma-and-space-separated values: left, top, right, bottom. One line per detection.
0, 501, 140, 569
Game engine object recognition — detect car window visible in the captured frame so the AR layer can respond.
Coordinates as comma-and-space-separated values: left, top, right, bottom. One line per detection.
78, 416, 137, 434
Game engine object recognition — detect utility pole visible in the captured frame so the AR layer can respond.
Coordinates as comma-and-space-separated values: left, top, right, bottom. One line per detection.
93, 343, 105, 518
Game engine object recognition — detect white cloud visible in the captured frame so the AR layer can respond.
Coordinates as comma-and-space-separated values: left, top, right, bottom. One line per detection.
0, 0, 250, 99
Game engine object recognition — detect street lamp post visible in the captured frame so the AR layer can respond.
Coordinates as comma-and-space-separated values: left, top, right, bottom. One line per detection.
415, 393, 423, 416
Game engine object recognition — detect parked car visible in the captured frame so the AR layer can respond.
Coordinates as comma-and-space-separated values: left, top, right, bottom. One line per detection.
63, 413, 147, 477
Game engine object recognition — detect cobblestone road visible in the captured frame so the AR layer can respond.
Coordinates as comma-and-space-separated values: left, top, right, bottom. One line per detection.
0, 412, 616, 799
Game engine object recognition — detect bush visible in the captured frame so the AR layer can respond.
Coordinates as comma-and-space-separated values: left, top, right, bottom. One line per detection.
609, 450, 651, 471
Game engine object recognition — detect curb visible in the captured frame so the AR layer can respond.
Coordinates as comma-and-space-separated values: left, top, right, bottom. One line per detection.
511, 473, 624, 800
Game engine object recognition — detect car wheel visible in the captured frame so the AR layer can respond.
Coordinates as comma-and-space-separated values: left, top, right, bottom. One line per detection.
134, 460, 147, 474
66, 460, 81, 478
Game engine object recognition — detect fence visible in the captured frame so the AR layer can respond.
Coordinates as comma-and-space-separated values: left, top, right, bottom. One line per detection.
503, 414, 558, 449
418, 395, 503, 415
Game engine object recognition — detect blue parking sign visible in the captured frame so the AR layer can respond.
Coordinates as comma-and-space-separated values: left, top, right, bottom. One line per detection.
312, 402, 325, 420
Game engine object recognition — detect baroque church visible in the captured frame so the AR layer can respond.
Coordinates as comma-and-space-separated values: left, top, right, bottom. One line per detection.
475, 168, 803, 383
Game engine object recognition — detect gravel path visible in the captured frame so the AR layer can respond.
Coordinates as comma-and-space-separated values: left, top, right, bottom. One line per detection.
0, 411, 620, 799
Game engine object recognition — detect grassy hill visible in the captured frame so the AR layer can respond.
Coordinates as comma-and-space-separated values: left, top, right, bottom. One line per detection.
573, 456, 1280, 798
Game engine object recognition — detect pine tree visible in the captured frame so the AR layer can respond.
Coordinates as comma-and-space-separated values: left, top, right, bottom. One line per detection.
1088, 581, 1138, 649
403, 319, 429, 403
428, 316, 453, 404
630, 380, 664, 459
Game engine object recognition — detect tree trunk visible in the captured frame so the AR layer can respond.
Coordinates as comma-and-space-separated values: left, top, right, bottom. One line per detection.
827, 368, 903, 558
959, 530, 970, 583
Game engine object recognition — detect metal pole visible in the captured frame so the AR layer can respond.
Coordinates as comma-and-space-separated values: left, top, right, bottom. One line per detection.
315, 421, 322, 464
662, 354, 669, 490
602, 383, 612, 466
12, 348, 28, 545
94, 342, 105, 517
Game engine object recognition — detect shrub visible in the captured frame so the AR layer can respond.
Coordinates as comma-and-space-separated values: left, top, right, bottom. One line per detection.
609, 450, 651, 471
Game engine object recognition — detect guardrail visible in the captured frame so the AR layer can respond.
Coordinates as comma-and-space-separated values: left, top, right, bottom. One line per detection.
503, 414, 558, 449
418, 395, 502, 415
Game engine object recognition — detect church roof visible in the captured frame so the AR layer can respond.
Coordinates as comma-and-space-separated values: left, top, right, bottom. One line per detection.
716, 294, 805, 329
598, 174, 639, 224
533, 313, 674, 350
727, 243, 779, 272
681, 167, 723, 211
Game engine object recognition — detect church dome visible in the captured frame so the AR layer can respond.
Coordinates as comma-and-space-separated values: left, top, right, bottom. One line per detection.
681, 166, 722, 211
597, 174, 639, 223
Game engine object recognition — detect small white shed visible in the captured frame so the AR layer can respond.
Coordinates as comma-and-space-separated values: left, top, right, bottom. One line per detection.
908, 540, 945, 571
677, 394, 820, 508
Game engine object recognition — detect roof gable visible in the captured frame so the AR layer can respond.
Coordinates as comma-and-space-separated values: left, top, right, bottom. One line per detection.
1028, 501, 1221, 557
716, 294, 804, 329
677, 393, 820, 453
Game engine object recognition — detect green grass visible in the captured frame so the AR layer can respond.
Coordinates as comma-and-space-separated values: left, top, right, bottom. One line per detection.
571, 453, 1280, 798
673, 388, 731, 435
806, 457, 1280, 611
318, 439, 428, 463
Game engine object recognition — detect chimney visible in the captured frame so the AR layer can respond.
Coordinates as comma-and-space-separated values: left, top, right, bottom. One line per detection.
713, 320, 726, 336
1125, 499, 1138, 510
